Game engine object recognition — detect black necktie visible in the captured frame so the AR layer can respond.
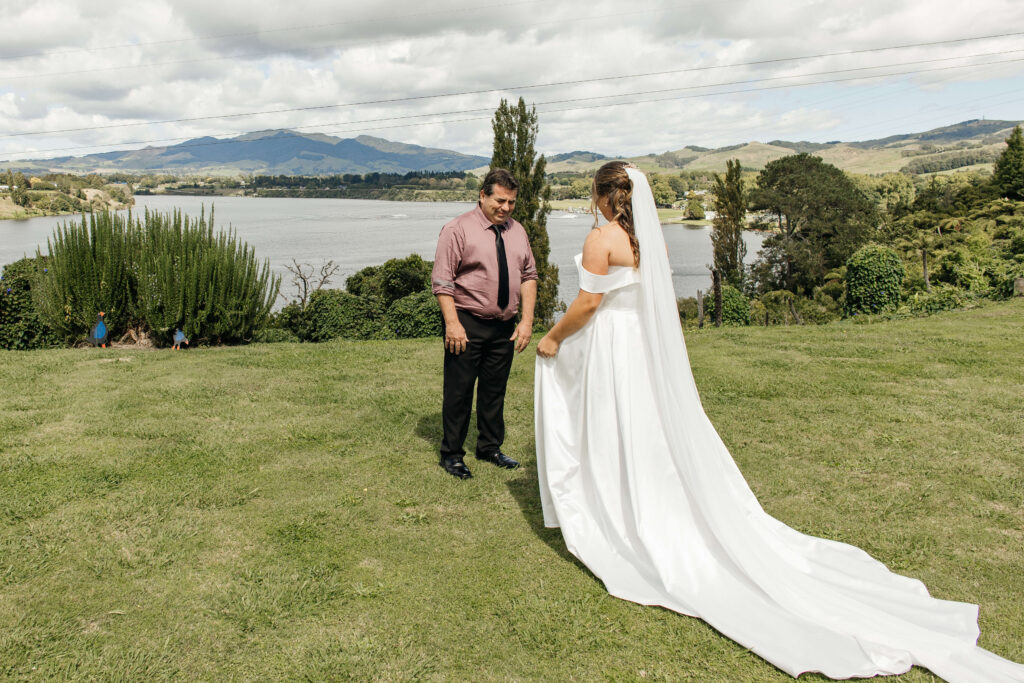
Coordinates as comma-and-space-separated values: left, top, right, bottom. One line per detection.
491, 224, 509, 310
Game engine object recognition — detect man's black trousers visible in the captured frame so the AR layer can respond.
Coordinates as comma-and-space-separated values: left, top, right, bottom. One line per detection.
440, 309, 516, 459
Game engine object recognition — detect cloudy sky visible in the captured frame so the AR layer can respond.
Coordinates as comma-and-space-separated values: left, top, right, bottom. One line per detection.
2, 0, 1023, 163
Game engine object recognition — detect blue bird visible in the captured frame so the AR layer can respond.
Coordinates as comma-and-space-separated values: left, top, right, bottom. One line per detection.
172, 328, 189, 350
89, 312, 108, 348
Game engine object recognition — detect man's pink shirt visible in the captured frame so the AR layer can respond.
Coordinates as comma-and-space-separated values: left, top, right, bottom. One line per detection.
431, 204, 538, 321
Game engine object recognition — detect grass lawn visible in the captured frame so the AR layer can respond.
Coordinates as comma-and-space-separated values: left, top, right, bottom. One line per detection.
2, 301, 1023, 680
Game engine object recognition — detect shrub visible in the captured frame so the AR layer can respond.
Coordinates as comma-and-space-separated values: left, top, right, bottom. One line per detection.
759, 290, 800, 325
935, 245, 991, 294
346, 254, 432, 308
384, 290, 442, 338
845, 244, 905, 315
748, 298, 767, 326
305, 289, 386, 341
704, 284, 750, 325
990, 260, 1024, 299
47, 194, 82, 214
0, 258, 60, 350
906, 285, 967, 314
270, 301, 311, 341
34, 209, 278, 345
676, 296, 701, 327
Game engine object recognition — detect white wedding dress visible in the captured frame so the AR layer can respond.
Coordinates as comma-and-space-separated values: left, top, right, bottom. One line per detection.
535, 168, 1024, 681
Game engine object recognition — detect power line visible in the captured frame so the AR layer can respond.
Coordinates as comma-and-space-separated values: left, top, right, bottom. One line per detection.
6, 44, 1023, 141
5, 56, 1020, 163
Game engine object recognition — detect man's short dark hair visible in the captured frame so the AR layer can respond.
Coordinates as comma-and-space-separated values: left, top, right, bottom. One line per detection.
481, 168, 519, 196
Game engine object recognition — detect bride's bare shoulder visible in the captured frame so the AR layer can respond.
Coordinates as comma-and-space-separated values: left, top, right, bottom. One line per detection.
581, 228, 612, 274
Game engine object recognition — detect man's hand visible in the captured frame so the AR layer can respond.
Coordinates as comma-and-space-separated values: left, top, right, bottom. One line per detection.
445, 321, 469, 355
510, 319, 532, 353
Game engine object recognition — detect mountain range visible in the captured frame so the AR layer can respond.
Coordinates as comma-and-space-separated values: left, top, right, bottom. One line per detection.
547, 119, 1022, 176
8, 119, 1021, 177
13, 130, 490, 176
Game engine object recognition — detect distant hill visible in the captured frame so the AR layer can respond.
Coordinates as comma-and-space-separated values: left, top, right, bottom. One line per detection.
548, 150, 607, 164
8, 119, 1021, 178
12, 130, 489, 176
544, 119, 1023, 176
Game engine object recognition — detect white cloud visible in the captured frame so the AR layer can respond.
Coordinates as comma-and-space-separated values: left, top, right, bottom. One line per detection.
1, 0, 1023, 163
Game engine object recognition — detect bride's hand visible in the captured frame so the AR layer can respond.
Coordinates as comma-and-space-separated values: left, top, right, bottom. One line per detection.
536, 335, 560, 358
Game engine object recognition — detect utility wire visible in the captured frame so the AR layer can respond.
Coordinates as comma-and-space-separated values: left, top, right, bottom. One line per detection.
6, 45, 1023, 140
4, 55, 1019, 162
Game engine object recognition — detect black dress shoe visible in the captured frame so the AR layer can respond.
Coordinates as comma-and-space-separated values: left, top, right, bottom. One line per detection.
440, 456, 472, 479
475, 451, 520, 469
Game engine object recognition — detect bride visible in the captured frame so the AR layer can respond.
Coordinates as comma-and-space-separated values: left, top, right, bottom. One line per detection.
533, 161, 1023, 681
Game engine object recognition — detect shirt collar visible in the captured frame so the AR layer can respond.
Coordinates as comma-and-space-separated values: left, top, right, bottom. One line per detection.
473, 203, 510, 231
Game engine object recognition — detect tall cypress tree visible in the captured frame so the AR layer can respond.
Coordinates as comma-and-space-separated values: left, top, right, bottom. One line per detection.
711, 158, 747, 288
993, 124, 1024, 200
490, 97, 559, 327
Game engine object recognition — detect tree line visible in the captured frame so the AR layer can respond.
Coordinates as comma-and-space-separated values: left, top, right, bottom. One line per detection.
694, 125, 1024, 327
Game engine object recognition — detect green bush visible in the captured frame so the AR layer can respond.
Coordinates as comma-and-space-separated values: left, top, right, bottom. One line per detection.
797, 286, 843, 324
0, 258, 60, 350
906, 285, 967, 314
935, 245, 992, 294
346, 254, 432, 308
305, 289, 387, 341
384, 290, 442, 338
990, 260, 1024, 299
270, 301, 311, 341
845, 244, 905, 315
34, 209, 278, 345
759, 290, 800, 325
676, 296, 701, 327
253, 327, 300, 343
46, 194, 82, 214
704, 284, 750, 325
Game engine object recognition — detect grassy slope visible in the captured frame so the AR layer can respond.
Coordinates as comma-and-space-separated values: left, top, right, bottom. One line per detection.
2, 301, 1023, 680
546, 140, 1003, 176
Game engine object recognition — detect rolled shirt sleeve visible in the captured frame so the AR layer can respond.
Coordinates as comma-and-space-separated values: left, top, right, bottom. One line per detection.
431, 224, 461, 295
520, 243, 538, 283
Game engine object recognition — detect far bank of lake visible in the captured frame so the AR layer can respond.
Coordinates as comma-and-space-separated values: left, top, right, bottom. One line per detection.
0, 196, 764, 307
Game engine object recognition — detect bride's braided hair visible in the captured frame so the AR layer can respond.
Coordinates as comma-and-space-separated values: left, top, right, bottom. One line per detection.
592, 161, 640, 267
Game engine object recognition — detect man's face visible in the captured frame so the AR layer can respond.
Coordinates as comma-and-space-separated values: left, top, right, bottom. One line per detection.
479, 185, 517, 224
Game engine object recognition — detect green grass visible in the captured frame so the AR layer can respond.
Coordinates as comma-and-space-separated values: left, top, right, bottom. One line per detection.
2, 301, 1024, 680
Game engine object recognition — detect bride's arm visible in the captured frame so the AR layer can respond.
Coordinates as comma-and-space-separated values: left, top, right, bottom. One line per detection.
536, 231, 608, 358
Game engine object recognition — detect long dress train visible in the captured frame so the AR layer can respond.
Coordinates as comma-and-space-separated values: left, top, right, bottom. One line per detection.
534, 168, 1024, 681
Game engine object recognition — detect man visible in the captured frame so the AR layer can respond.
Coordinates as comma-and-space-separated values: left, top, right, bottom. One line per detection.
431, 168, 538, 479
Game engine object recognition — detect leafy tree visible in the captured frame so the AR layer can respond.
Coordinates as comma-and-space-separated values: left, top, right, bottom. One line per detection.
711, 159, 747, 288
685, 197, 705, 220
993, 124, 1024, 200
490, 97, 560, 326
668, 175, 688, 196
749, 154, 877, 293
650, 176, 676, 206
568, 178, 591, 199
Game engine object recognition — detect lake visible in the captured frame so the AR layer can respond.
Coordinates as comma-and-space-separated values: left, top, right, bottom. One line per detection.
0, 196, 765, 307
